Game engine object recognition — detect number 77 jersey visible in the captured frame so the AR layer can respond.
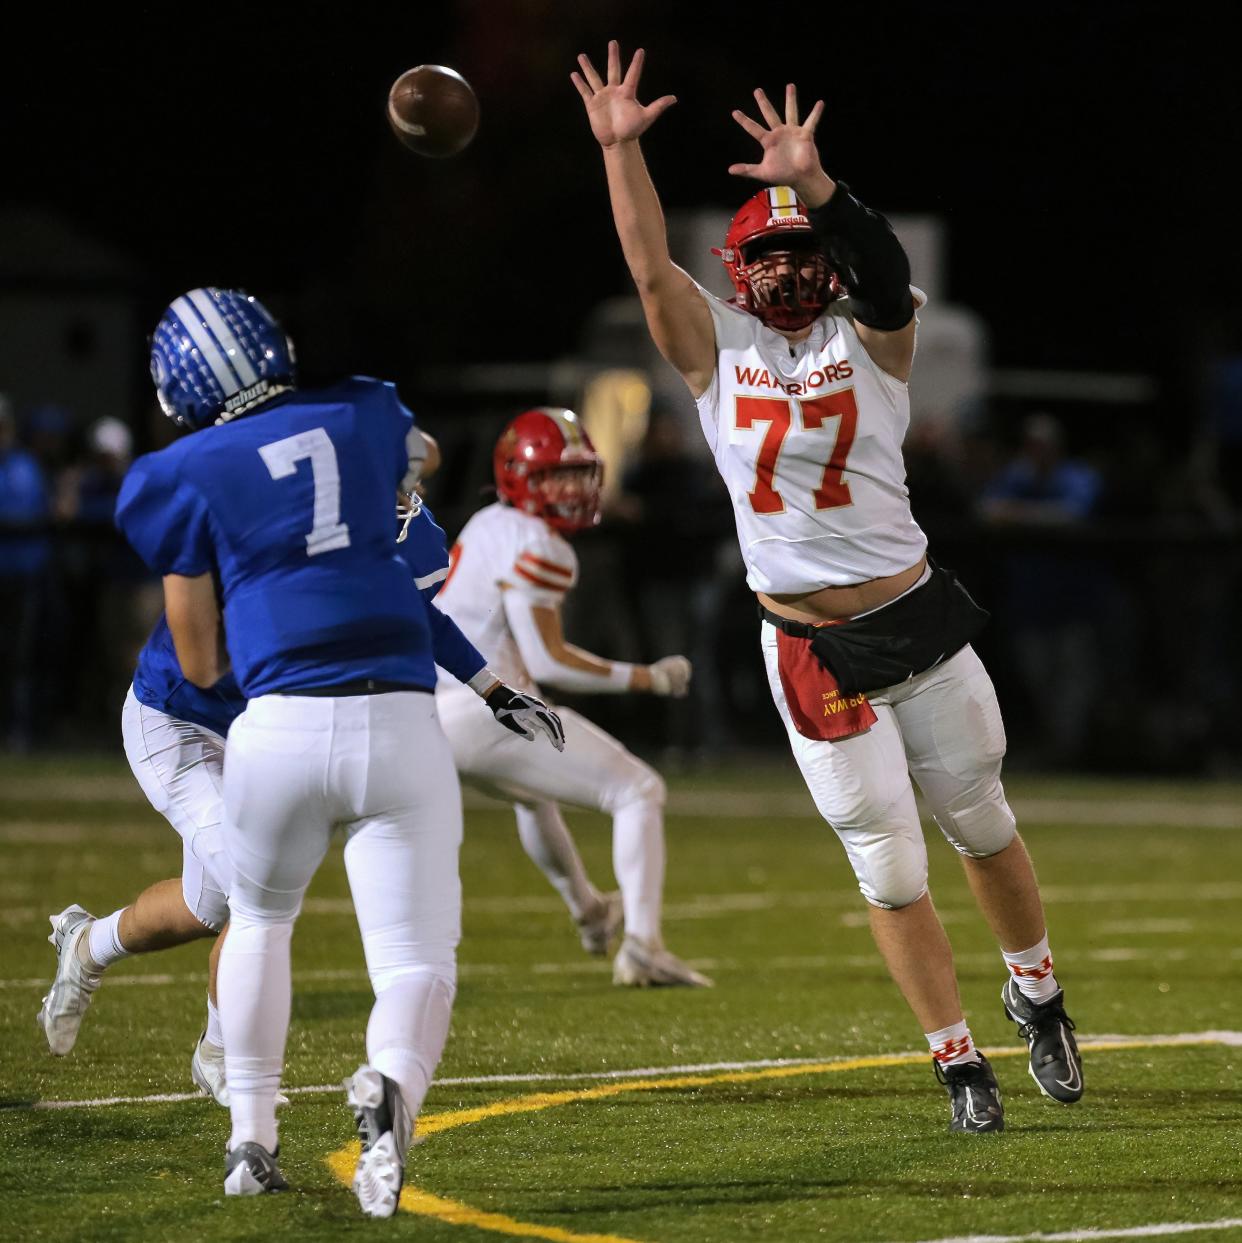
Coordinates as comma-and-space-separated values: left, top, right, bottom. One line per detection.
691, 282, 928, 595
116, 377, 434, 698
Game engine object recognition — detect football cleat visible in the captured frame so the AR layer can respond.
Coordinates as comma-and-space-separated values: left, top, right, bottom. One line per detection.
346, 1064, 410, 1218
577, 891, 624, 956
612, 935, 714, 988
934, 1054, 1005, 1134
191, 1031, 288, 1108
1003, 977, 1084, 1103
224, 1141, 288, 1196
37, 904, 101, 1055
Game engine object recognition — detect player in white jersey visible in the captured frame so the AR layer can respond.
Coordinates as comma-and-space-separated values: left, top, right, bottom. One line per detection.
434, 406, 710, 987
573, 42, 1083, 1130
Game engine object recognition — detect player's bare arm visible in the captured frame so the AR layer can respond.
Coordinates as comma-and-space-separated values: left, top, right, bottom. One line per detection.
164, 573, 226, 688
572, 41, 715, 396
511, 596, 690, 698
730, 84, 917, 382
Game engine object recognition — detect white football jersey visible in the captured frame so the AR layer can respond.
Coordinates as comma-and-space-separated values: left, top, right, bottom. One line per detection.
694, 283, 928, 593
433, 501, 579, 690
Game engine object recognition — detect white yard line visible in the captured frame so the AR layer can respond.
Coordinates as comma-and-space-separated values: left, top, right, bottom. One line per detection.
7, 1032, 1240, 1113
894, 1218, 1242, 1243
0, 941, 1229, 995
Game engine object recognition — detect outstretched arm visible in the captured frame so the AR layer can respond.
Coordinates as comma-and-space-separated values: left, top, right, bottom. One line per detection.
730, 85, 917, 382
502, 589, 691, 698
572, 41, 716, 397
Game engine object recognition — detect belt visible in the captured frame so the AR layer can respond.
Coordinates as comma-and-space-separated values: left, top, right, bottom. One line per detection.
281, 679, 432, 697
757, 603, 840, 638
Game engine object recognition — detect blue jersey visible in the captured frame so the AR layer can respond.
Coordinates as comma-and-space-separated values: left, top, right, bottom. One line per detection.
132, 615, 245, 737
395, 505, 486, 686
116, 378, 434, 698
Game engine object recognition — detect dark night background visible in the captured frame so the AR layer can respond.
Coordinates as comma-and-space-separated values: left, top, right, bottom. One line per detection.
2, 3, 1232, 381
2, 1, 1240, 769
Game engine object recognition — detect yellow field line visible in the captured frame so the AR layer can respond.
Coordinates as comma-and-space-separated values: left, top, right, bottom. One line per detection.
324, 1038, 1221, 1243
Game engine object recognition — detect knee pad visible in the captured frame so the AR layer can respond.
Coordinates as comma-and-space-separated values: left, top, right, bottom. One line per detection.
934, 778, 1017, 859
370, 959, 458, 1000
847, 833, 929, 910
612, 761, 666, 812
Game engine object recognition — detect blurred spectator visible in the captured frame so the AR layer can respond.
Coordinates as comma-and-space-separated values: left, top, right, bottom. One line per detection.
0, 396, 51, 749
55, 416, 155, 736
980, 414, 1104, 766
56, 416, 133, 521
613, 412, 738, 757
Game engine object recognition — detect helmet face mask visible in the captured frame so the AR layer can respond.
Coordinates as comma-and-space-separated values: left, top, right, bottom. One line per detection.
149, 287, 296, 430
716, 187, 840, 332
494, 408, 604, 535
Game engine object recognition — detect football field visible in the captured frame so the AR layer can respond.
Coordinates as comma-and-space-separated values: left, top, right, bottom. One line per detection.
2, 754, 1240, 1243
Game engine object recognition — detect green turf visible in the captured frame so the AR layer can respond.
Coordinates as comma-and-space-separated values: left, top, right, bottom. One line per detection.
1, 756, 1240, 1242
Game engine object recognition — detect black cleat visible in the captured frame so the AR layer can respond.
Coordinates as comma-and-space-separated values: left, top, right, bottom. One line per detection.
224, 1141, 288, 1196
346, 1064, 410, 1218
1003, 977, 1084, 1103
934, 1054, 1005, 1133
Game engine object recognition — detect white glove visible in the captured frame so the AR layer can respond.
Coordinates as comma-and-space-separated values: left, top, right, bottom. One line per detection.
648, 655, 692, 698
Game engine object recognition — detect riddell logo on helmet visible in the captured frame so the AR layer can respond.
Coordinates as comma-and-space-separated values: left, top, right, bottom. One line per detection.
766, 215, 808, 228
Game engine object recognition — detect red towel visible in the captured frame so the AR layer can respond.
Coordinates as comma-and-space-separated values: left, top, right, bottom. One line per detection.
775, 628, 878, 741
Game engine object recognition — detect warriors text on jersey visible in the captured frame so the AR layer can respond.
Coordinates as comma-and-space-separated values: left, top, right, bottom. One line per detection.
692, 283, 928, 594
433, 502, 578, 690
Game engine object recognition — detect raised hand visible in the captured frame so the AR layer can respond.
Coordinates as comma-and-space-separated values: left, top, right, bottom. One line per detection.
571, 40, 677, 149
728, 84, 830, 202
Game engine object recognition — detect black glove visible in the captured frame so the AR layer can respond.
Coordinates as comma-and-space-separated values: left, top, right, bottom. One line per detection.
485, 683, 566, 751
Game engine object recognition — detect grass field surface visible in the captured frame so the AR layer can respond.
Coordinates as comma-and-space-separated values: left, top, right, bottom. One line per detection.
1, 754, 1240, 1242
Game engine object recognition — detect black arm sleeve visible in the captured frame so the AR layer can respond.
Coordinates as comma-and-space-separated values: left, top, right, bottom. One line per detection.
807, 183, 914, 331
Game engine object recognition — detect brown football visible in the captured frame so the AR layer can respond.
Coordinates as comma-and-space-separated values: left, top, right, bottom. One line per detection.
387, 65, 479, 158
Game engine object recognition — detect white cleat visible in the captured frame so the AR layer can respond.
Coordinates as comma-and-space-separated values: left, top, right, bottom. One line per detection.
577, 891, 624, 956
612, 935, 714, 988
346, 1064, 410, 1218
191, 1031, 288, 1108
191, 1031, 229, 1107
37, 904, 101, 1055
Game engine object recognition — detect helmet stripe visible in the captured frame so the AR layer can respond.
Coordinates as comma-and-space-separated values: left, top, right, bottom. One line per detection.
170, 296, 236, 397
187, 289, 260, 387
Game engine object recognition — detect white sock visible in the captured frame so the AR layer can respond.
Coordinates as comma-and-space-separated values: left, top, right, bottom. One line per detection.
367, 968, 456, 1132
612, 797, 665, 944
514, 803, 600, 922
926, 1020, 981, 1068
85, 909, 131, 972
1003, 933, 1060, 1004
219, 918, 291, 1154
205, 994, 224, 1049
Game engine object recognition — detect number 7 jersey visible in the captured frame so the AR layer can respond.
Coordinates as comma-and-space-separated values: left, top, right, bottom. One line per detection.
116, 377, 434, 698
692, 282, 928, 594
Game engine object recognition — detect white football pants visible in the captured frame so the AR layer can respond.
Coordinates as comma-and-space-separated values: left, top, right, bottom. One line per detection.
219, 691, 462, 1153
436, 684, 665, 943
120, 686, 231, 932
761, 626, 1016, 909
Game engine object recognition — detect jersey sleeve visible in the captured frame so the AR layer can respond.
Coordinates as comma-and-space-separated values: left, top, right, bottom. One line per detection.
504, 529, 579, 606
115, 452, 215, 577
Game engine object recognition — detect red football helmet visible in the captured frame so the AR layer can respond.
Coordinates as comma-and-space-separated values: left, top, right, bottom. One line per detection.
493, 407, 604, 534
713, 185, 839, 331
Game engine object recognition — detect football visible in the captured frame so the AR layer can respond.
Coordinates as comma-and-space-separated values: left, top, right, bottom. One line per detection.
386, 65, 479, 158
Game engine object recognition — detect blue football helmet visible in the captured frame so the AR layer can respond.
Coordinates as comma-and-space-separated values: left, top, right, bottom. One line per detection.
150, 288, 296, 429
